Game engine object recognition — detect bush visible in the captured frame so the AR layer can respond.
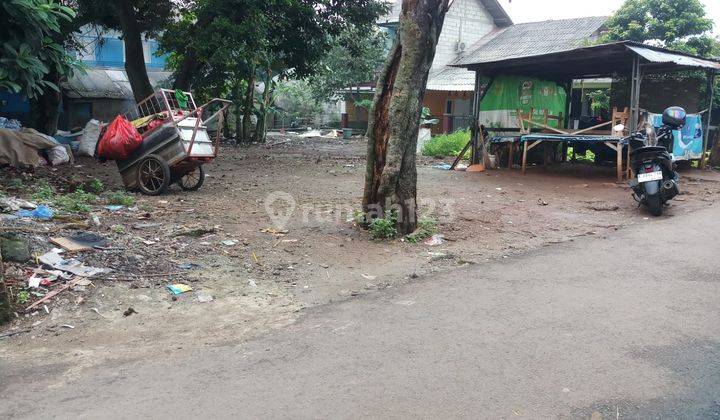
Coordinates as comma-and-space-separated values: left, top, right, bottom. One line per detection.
421, 129, 470, 157
31, 181, 55, 202
369, 210, 398, 240
102, 191, 136, 206
405, 217, 438, 243
54, 188, 97, 213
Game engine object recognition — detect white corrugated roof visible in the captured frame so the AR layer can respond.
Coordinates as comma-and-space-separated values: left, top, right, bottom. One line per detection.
627, 45, 720, 71
63, 69, 172, 99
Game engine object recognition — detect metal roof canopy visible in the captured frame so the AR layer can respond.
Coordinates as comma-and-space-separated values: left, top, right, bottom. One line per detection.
457, 41, 718, 167
455, 41, 720, 78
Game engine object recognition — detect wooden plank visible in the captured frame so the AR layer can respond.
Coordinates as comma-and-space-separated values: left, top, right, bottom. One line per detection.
450, 140, 472, 170
24, 277, 83, 312
49, 237, 91, 252
521, 118, 568, 135
522, 140, 528, 175
570, 120, 612, 136
507, 142, 515, 169
526, 140, 542, 152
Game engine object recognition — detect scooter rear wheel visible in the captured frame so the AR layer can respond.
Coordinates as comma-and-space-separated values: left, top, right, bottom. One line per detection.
646, 194, 663, 216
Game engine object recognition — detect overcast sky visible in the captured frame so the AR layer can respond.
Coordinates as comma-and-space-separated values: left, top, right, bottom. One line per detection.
502, 0, 720, 36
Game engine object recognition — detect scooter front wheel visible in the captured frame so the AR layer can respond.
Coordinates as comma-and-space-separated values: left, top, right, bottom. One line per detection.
646, 194, 663, 216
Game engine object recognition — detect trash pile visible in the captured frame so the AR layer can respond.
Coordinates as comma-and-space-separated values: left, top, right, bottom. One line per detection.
0, 116, 109, 171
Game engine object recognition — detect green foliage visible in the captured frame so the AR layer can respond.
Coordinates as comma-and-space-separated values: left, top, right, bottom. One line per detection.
0, 0, 81, 98
54, 188, 97, 213
587, 90, 610, 112
602, 0, 719, 57
7, 178, 25, 190
85, 179, 105, 194
16, 290, 30, 305
567, 147, 596, 164
31, 181, 55, 202
306, 26, 387, 102
421, 129, 471, 157
102, 191, 136, 206
274, 80, 325, 123
369, 213, 397, 240
405, 218, 438, 244
354, 99, 374, 111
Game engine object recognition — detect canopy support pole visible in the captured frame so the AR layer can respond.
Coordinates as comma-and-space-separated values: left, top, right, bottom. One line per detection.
470, 72, 493, 165
629, 56, 643, 132
701, 71, 716, 169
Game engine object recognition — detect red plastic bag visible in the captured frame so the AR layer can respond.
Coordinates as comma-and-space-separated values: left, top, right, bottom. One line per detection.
97, 116, 143, 160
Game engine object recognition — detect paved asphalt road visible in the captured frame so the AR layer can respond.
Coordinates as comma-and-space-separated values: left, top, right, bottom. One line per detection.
3, 205, 720, 419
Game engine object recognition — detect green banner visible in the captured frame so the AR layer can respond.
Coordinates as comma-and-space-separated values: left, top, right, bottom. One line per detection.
479, 76, 567, 128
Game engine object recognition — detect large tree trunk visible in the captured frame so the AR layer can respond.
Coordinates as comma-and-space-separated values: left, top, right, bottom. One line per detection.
0, 246, 9, 324
362, 0, 449, 235
115, 0, 154, 103
241, 65, 256, 143
254, 67, 272, 143
173, 51, 200, 91
29, 68, 61, 135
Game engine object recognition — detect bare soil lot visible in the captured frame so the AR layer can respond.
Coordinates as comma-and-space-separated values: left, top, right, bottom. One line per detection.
2, 135, 720, 375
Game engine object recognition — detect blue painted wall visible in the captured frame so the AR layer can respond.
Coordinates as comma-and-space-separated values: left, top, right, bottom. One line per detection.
78, 35, 167, 69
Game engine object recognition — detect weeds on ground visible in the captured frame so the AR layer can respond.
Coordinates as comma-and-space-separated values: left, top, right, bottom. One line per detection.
7, 178, 24, 190
369, 210, 398, 240
54, 188, 97, 213
31, 181, 55, 202
16, 290, 30, 305
421, 129, 470, 157
85, 178, 105, 194
102, 190, 135, 206
405, 217, 438, 243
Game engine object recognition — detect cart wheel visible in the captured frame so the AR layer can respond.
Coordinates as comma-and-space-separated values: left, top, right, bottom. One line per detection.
178, 165, 205, 191
137, 154, 171, 196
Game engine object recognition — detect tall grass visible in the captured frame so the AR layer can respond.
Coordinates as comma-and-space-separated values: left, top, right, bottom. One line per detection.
421, 129, 470, 157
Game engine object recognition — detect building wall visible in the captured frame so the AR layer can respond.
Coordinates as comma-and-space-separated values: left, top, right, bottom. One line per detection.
76, 29, 167, 69
432, 0, 496, 70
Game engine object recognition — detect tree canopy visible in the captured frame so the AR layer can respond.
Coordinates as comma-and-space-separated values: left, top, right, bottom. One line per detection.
602, 0, 719, 57
0, 0, 81, 99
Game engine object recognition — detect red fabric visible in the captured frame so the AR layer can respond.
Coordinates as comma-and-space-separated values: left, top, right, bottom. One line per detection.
147, 118, 165, 131
97, 116, 143, 160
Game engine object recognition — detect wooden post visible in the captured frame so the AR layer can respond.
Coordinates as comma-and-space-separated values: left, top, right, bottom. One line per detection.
701, 71, 716, 169
508, 142, 514, 168
521, 140, 528, 175
604, 141, 623, 182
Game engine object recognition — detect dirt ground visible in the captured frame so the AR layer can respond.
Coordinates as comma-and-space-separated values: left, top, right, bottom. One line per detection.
2, 135, 720, 376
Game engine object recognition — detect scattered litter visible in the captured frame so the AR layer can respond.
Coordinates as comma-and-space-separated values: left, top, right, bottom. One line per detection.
221, 239, 238, 246
133, 222, 162, 229
104, 205, 124, 212
495, 187, 503, 191
38, 249, 109, 277
16, 205, 54, 220
142, 240, 157, 245
75, 278, 93, 287
178, 262, 201, 270
197, 293, 214, 303
248, 279, 258, 288
50, 232, 108, 252
424, 234, 445, 246
60, 324, 75, 329
537, 198, 549, 206
260, 228, 288, 236
361, 273, 377, 281
92, 215, 101, 226
588, 202, 619, 211
123, 307, 137, 317
167, 283, 193, 295
431, 163, 452, 170
172, 226, 218, 237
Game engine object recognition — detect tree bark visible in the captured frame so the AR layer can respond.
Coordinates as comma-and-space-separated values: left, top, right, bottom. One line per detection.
362, 0, 449, 235
115, 0, 154, 103
241, 65, 256, 143
0, 245, 10, 325
173, 51, 200, 91
29, 68, 62, 135
254, 67, 272, 143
